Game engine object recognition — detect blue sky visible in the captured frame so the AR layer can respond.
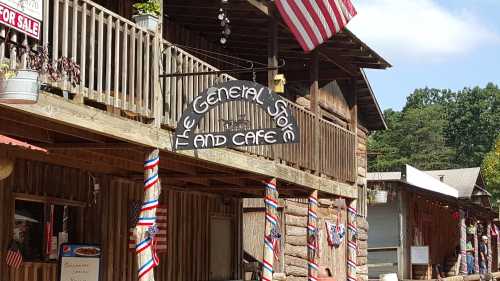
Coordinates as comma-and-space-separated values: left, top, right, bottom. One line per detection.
348, 0, 500, 110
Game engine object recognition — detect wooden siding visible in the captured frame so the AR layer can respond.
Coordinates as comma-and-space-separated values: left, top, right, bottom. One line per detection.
0, 158, 242, 281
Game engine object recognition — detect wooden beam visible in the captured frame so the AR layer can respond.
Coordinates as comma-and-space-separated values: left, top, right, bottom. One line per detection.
247, 0, 269, 15
0, 107, 108, 143
310, 49, 320, 174
38, 142, 139, 150
0, 121, 54, 143
0, 92, 358, 198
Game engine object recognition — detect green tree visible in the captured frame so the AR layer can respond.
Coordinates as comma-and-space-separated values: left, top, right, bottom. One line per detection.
368, 88, 457, 172
482, 134, 500, 204
445, 83, 500, 167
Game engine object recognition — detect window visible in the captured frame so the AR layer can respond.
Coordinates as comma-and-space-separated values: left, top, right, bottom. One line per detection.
14, 199, 79, 261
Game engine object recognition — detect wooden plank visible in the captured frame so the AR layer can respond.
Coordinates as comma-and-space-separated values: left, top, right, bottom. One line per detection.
88, 7, 96, 99
105, 14, 112, 105
79, 1, 87, 96
144, 35, 151, 115
62, 0, 69, 58
96, 10, 104, 101
52, 0, 60, 62
71, 0, 78, 61
136, 32, 144, 113
113, 18, 121, 108
129, 27, 137, 112
121, 24, 129, 110
42, 0, 50, 47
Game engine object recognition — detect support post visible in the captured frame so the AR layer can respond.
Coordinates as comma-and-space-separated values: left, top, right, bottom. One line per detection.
474, 221, 479, 273
134, 149, 162, 281
487, 223, 492, 273
309, 50, 320, 174
308, 191, 319, 281
459, 210, 467, 274
347, 78, 358, 183
262, 178, 279, 281
347, 200, 358, 281
267, 12, 281, 161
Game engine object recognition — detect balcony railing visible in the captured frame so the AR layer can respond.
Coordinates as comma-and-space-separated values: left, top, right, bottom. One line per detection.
0, 0, 356, 183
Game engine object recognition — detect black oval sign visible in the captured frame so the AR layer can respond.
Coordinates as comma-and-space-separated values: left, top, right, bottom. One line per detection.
174, 80, 300, 150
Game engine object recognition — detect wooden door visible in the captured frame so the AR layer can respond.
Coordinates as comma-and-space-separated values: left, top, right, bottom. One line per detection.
210, 216, 233, 281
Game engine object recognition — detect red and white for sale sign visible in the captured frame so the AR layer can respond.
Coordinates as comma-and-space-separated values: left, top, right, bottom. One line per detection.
0, 2, 40, 39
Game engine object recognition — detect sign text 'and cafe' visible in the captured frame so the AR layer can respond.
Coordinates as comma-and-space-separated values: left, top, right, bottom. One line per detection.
0, 0, 42, 39
174, 80, 300, 150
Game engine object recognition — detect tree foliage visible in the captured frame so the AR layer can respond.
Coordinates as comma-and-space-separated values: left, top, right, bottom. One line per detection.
368, 84, 500, 181
482, 134, 500, 203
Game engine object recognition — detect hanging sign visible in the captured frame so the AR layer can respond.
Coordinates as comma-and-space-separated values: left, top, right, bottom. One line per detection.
59, 244, 101, 281
0, 0, 42, 39
174, 80, 300, 150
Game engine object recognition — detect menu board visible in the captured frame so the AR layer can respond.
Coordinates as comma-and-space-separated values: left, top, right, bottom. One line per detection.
411, 246, 429, 265
59, 244, 101, 281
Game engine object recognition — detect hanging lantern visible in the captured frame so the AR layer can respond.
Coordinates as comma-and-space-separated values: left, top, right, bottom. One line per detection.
273, 74, 286, 94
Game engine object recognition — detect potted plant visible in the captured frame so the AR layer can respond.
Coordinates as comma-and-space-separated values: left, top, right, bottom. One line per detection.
132, 0, 161, 32
0, 45, 81, 104
0, 60, 40, 104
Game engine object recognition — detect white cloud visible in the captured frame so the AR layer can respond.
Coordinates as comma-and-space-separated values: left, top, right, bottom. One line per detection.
348, 0, 499, 62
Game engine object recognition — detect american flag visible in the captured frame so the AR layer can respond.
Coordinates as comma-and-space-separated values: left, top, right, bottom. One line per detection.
128, 201, 167, 252
275, 0, 357, 52
6, 241, 23, 268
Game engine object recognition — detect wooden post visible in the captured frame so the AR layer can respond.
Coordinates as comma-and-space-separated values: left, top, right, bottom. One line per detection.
487, 223, 492, 273
459, 210, 467, 274
310, 50, 320, 174
347, 199, 358, 281
134, 149, 162, 281
347, 78, 358, 183
308, 191, 319, 281
262, 178, 278, 281
267, 12, 281, 162
474, 220, 479, 273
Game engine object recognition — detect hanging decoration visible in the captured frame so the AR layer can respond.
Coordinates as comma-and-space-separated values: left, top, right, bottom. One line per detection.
134, 149, 162, 281
262, 178, 279, 281
217, 0, 231, 45
326, 220, 346, 248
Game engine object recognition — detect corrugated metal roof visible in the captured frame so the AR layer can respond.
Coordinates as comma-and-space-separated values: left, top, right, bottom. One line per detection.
423, 168, 482, 198
368, 165, 459, 198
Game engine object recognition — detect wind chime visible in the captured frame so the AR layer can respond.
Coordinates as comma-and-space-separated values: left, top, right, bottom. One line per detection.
218, 0, 231, 45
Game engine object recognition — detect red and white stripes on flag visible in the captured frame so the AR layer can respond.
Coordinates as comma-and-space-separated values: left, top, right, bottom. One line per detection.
6, 241, 23, 268
275, 0, 357, 52
129, 205, 167, 252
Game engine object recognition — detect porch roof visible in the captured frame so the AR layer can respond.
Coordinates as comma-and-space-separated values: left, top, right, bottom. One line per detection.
164, 0, 390, 130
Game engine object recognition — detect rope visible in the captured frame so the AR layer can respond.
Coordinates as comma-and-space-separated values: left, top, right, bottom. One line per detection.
134, 149, 162, 281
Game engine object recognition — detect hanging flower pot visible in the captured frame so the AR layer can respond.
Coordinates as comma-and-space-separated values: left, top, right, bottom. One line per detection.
132, 0, 161, 32
132, 14, 159, 32
0, 69, 39, 104
369, 189, 388, 204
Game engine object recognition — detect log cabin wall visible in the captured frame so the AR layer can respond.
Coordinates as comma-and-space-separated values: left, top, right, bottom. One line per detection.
284, 199, 347, 281
0, 158, 242, 281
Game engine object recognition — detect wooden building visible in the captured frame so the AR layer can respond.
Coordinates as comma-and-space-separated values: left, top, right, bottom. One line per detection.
0, 1, 390, 281
367, 165, 497, 280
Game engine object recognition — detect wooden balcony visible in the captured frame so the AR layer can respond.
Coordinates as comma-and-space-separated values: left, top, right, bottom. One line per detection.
0, 0, 357, 184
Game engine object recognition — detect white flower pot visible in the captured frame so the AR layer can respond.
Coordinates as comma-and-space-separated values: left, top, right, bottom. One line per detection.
370, 190, 388, 204
0, 70, 40, 104
133, 14, 159, 32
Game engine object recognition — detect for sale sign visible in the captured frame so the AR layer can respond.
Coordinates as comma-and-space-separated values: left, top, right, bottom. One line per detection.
0, 0, 42, 39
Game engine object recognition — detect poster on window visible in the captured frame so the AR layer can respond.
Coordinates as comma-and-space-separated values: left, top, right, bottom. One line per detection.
0, 0, 42, 39
59, 244, 101, 281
